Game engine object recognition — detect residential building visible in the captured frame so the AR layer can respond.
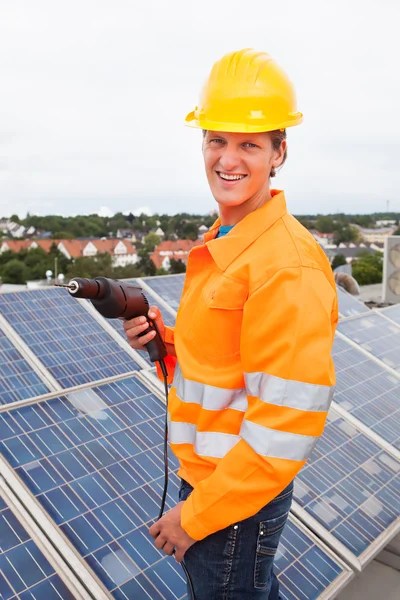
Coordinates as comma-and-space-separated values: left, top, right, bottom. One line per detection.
150, 239, 202, 270
353, 225, 397, 243
309, 230, 336, 248
0, 238, 138, 268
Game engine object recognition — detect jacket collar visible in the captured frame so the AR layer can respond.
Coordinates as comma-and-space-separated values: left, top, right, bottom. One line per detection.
203, 190, 288, 271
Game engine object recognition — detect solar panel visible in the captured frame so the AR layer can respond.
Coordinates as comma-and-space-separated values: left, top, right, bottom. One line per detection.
381, 304, 400, 326
0, 375, 187, 599
0, 328, 49, 406
0, 499, 75, 599
0, 375, 352, 599
293, 408, 400, 569
142, 275, 185, 312
276, 516, 352, 600
337, 312, 400, 372
0, 289, 140, 388
332, 336, 400, 451
337, 286, 369, 318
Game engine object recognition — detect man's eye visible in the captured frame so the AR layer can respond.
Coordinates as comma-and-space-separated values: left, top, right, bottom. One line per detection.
210, 138, 224, 144
243, 142, 258, 148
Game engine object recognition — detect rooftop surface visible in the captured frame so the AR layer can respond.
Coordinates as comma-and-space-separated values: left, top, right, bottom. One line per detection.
0, 274, 398, 599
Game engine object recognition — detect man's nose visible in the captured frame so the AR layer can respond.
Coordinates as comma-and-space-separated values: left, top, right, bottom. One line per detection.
218, 147, 241, 171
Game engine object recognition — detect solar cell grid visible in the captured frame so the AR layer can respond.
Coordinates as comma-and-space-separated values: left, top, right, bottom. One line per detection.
294, 409, 400, 562
0, 329, 49, 405
0, 375, 351, 599
0, 288, 140, 388
0, 376, 187, 599
382, 304, 400, 326
142, 275, 185, 311
0, 503, 75, 599
337, 287, 368, 318
338, 312, 400, 372
332, 336, 400, 450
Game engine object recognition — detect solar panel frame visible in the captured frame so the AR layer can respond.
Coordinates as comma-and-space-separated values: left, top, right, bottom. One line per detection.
0, 288, 143, 388
336, 286, 369, 319
0, 471, 95, 600
291, 408, 400, 571
337, 312, 400, 373
331, 335, 400, 454
379, 304, 400, 326
0, 372, 354, 600
0, 325, 50, 406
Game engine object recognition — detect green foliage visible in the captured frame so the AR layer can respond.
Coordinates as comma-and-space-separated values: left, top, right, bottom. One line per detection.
182, 222, 199, 241
138, 253, 156, 276
1, 259, 29, 284
0, 247, 72, 283
352, 253, 383, 286
333, 225, 359, 245
315, 216, 335, 233
170, 259, 186, 274
331, 254, 347, 270
394, 228, 400, 235
143, 233, 161, 252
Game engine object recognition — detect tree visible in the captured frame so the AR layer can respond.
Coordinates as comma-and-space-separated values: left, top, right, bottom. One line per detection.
352, 253, 383, 286
394, 228, 400, 235
170, 259, 186, 274
1, 259, 29, 284
182, 222, 199, 241
333, 225, 359, 245
315, 216, 335, 233
331, 254, 347, 271
143, 233, 161, 252
138, 253, 156, 276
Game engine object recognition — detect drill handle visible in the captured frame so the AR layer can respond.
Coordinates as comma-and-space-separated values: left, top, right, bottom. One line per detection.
138, 319, 168, 362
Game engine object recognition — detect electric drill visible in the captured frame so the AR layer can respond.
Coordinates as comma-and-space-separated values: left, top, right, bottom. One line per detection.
56, 276, 167, 363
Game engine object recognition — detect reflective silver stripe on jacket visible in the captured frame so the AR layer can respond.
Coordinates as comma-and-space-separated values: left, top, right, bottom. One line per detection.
240, 419, 318, 461
168, 418, 240, 458
168, 418, 316, 462
174, 364, 248, 412
245, 372, 333, 412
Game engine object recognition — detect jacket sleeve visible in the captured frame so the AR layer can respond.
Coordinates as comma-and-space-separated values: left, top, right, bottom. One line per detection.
181, 266, 338, 540
156, 326, 177, 384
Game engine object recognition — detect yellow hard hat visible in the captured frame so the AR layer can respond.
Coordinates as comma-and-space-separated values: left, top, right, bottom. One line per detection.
185, 48, 303, 133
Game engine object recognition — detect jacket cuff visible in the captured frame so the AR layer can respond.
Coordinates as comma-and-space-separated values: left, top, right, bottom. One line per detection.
164, 326, 175, 345
180, 493, 210, 541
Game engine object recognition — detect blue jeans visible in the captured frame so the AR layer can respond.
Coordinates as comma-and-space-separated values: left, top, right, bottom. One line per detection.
179, 479, 293, 600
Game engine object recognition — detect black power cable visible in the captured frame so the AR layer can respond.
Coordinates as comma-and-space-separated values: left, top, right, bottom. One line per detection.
159, 359, 196, 600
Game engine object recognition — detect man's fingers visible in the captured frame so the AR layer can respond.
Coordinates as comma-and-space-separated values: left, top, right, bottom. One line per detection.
154, 534, 167, 551
149, 522, 160, 539
174, 547, 185, 563
163, 542, 175, 556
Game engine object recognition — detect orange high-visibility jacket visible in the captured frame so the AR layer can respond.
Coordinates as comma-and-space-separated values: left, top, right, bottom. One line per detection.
158, 190, 338, 541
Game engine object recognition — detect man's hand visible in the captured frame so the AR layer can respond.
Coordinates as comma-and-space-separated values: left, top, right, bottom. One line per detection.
149, 502, 196, 562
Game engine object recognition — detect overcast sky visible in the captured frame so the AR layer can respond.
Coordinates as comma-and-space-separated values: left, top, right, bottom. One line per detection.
1, 0, 399, 218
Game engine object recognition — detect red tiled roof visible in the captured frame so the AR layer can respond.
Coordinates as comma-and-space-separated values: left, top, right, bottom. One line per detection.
150, 239, 202, 269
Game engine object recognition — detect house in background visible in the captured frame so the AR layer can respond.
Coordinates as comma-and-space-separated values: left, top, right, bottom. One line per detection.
150, 239, 202, 271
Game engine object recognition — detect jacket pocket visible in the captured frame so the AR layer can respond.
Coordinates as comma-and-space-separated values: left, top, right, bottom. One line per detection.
254, 510, 289, 590
186, 275, 248, 361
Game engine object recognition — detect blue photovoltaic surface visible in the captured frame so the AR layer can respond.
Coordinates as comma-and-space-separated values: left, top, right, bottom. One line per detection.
294, 409, 400, 559
337, 286, 368, 318
338, 312, 400, 372
0, 329, 49, 405
333, 336, 400, 450
0, 288, 140, 388
382, 304, 400, 326
0, 376, 187, 599
0, 498, 75, 599
143, 275, 185, 312
277, 518, 347, 600
0, 377, 349, 599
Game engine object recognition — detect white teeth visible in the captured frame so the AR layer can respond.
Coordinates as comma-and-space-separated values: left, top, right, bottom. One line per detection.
218, 173, 245, 181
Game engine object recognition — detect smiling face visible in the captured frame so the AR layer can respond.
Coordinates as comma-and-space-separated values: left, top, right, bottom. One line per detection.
202, 130, 286, 224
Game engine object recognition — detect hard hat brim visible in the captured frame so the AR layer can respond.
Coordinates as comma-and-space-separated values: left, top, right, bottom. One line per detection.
185, 110, 303, 133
